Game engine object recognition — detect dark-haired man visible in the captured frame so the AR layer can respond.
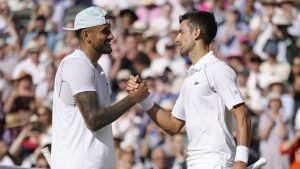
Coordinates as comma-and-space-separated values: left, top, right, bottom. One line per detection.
127, 11, 251, 169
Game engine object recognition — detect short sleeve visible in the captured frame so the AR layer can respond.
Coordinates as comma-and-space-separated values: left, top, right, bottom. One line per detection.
60, 58, 96, 95
211, 62, 244, 110
171, 88, 185, 121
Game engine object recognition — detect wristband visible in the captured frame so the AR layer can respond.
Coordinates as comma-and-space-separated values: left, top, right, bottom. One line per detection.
139, 95, 155, 111
234, 145, 249, 164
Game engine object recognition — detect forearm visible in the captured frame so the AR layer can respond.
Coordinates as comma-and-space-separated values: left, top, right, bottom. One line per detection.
3, 95, 15, 113
76, 92, 136, 132
147, 104, 183, 135
281, 137, 297, 153
232, 104, 251, 146
93, 96, 136, 130
235, 113, 251, 146
259, 124, 273, 140
277, 122, 288, 139
8, 132, 27, 157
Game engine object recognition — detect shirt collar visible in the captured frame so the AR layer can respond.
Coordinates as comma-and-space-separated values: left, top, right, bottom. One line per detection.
189, 51, 215, 71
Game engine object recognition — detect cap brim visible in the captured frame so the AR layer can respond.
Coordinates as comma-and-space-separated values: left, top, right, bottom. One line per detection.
62, 27, 78, 31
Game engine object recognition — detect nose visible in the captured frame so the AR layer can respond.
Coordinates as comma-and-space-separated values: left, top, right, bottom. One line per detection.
108, 31, 114, 41
175, 33, 181, 45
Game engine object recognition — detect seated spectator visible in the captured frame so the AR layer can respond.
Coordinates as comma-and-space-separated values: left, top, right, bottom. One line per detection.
3, 72, 35, 114
148, 147, 169, 169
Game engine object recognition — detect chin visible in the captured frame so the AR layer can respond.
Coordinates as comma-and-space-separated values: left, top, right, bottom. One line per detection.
100, 47, 112, 54
180, 51, 188, 57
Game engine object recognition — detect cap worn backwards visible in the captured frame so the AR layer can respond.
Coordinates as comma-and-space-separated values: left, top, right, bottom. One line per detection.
63, 6, 110, 31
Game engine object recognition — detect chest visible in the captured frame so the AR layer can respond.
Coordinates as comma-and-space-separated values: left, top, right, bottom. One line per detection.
93, 67, 110, 106
183, 70, 215, 98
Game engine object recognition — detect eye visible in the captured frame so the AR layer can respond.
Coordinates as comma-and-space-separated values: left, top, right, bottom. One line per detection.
102, 28, 111, 35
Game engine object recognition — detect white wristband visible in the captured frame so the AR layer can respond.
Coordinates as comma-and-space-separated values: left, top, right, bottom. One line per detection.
234, 146, 249, 164
139, 95, 155, 111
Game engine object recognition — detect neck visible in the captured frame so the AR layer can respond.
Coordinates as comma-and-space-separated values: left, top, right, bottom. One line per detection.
189, 43, 210, 65
78, 43, 101, 67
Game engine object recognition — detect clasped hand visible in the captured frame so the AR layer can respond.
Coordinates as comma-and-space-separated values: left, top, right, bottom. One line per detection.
126, 75, 149, 103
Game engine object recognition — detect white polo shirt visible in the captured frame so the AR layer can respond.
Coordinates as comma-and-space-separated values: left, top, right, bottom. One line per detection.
52, 50, 115, 169
172, 51, 244, 167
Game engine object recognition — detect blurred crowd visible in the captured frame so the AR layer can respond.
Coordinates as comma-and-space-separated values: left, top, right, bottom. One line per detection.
0, 0, 299, 168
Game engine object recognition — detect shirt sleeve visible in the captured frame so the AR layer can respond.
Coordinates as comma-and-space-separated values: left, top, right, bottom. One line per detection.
211, 62, 244, 110
171, 87, 185, 121
60, 58, 96, 95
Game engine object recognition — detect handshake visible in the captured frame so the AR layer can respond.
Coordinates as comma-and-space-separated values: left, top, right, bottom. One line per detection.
126, 75, 150, 104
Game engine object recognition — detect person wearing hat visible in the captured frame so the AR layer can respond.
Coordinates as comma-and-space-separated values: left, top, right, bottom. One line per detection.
51, 6, 149, 169
258, 92, 290, 169
249, 0, 277, 40
12, 40, 46, 85
127, 11, 251, 169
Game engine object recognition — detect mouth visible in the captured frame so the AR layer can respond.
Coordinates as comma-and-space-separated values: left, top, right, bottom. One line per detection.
104, 41, 111, 46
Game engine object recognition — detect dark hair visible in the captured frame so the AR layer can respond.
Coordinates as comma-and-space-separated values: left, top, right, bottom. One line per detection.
75, 29, 83, 40
179, 11, 217, 46
36, 15, 46, 22
38, 30, 48, 37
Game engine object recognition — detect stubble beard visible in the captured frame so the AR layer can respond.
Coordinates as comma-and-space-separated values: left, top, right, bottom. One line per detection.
99, 42, 112, 54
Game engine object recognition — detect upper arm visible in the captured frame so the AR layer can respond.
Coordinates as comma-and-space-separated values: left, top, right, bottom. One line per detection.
61, 58, 96, 95
61, 58, 99, 130
74, 91, 100, 131
211, 63, 244, 110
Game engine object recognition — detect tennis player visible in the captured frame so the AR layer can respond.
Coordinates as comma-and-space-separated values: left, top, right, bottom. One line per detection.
51, 6, 149, 169
127, 11, 251, 169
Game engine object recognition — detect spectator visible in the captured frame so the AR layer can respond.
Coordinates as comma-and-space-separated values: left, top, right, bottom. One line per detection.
12, 40, 46, 85
258, 93, 290, 169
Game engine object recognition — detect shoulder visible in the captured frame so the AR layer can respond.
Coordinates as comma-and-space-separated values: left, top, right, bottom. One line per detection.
60, 52, 87, 68
206, 57, 235, 75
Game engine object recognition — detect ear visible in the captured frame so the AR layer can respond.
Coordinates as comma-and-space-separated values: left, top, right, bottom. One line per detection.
83, 30, 92, 43
193, 28, 202, 40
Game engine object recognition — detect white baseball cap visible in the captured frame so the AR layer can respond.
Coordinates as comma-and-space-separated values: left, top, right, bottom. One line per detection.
63, 6, 110, 31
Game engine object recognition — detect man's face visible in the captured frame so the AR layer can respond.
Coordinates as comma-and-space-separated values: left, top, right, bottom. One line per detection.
90, 24, 114, 54
175, 20, 194, 56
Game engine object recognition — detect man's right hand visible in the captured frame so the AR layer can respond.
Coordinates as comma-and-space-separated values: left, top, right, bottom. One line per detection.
127, 75, 149, 103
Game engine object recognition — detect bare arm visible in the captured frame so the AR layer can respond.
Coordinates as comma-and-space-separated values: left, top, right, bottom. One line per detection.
281, 130, 300, 153
231, 103, 251, 169
146, 104, 185, 135
75, 83, 149, 132
259, 121, 273, 140
231, 103, 251, 147
126, 75, 185, 135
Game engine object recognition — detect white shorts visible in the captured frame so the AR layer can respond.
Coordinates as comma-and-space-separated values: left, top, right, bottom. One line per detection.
187, 163, 230, 169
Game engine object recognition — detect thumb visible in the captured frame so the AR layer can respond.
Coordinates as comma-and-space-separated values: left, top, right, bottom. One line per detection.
134, 75, 142, 83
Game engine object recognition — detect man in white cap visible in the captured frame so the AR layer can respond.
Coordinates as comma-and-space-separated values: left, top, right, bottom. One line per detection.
51, 6, 149, 169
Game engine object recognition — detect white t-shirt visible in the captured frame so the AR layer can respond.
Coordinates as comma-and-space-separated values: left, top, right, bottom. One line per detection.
12, 58, 46, 85
171, 51, 244, 167
51, 49, 115, 169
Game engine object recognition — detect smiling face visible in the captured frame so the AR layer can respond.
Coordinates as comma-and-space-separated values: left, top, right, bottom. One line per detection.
88, 24, 114, 54
175, 20, 195, 56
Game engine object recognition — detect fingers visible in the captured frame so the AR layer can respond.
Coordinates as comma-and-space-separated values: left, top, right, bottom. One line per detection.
135, 75, 142, 83
127, 76, 139, 91
127, 75, 144, 92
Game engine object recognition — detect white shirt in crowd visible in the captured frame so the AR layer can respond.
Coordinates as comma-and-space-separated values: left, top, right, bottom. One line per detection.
12, 58, 46, 85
